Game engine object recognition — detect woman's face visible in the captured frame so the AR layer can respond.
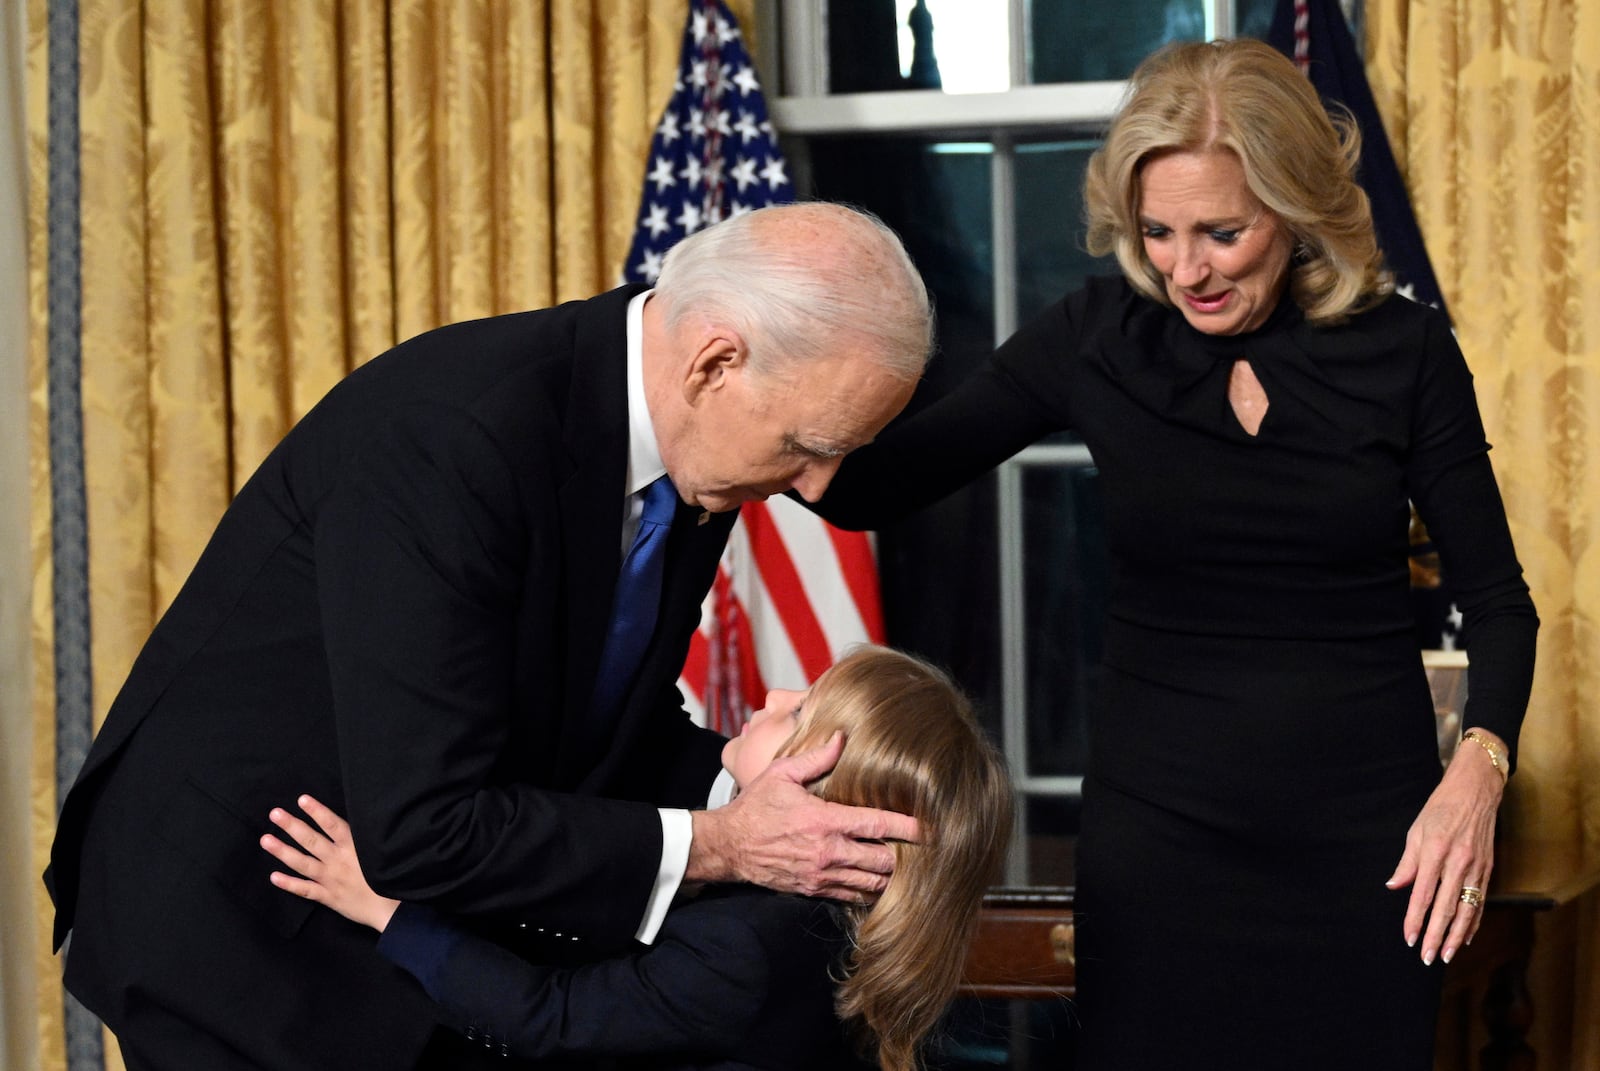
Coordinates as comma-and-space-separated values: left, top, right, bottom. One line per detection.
722, 688, 809, 789
1137, 148, 1295, 336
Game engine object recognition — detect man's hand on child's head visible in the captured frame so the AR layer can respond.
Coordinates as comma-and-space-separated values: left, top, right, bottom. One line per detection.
688, 730, 920, 902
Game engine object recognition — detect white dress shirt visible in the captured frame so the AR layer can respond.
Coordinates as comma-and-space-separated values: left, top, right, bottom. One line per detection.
623, 291, 734, 943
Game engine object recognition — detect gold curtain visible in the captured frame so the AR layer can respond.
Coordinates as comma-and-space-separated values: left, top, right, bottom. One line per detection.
27, 2, 754, 1068
1368, 0, 1600, 1065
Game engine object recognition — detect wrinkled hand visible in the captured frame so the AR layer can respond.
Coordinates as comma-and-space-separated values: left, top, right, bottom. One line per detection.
261, 795, 400, 933
1386, 736, 1505, 965
689, 731, 920, 902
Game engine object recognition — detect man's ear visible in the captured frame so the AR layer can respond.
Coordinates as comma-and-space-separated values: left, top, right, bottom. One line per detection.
681, 326, 750, 403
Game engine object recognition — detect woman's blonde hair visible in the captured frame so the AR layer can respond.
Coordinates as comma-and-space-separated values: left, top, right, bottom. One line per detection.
1083, 37, 1391, 324
774, 646, 1013, 1071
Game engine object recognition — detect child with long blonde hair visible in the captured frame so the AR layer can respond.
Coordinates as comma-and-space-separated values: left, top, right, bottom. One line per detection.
263, 645, 1012, 1071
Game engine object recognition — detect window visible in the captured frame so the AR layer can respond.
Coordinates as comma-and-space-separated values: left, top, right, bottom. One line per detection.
760, 0, 1260, 885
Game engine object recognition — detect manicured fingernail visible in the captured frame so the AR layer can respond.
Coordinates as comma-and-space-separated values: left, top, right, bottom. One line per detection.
1385, 879, 1398, 888
269, 808, 283, 820
1406, 933, 1417, 948
299, 795, 311, 806
1423, 949, 1435, 966
1442, 946, 1455, 964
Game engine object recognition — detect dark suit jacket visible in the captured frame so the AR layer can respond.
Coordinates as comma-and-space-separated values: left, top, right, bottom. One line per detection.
378, 885, 874, 1071
45, 285, 736, 1069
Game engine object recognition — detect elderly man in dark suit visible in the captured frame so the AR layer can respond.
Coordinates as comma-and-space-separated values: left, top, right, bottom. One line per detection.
45, 202, 931, 1071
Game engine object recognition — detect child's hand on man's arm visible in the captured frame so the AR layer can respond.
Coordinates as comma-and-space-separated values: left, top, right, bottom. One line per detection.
261, 794, 400, 933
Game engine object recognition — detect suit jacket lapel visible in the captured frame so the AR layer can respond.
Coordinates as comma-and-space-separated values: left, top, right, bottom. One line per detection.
557, 286, 643, 755
555, 287, 738, 779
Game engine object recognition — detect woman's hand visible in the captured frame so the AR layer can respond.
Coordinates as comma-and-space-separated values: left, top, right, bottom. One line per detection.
261, 795, 400, 933
1386, 729, 1508, 965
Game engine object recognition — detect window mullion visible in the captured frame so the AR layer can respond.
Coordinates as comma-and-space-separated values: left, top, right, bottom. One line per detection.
779, 0, 827, 97
1008, 0, 1029, 87
1204, 0, 1237, 40
992, 136, 1017, 344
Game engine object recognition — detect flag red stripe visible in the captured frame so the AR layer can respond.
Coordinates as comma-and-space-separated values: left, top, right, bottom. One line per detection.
825, 528, 886, 644
681, 627, 709, 703
742, 502, 834, 681
729, 590, 768, 722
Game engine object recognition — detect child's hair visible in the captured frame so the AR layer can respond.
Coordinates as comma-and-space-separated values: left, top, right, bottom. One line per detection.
774, 645, 1013, 1071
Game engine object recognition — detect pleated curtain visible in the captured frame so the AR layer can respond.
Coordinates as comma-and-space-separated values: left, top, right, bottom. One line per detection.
26, 3, 753, 1069
27, 0, 1600, 1068
1367, 0, 1600, 1065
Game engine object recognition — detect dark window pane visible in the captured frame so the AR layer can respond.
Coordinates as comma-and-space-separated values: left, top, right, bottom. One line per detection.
930, 996, 1079, 1069
1021, 462, 1106, 781
1030, 0, 1206, 82
1023, 796, 1080, 884
806, 137, 1003, 729
826, 0, 913, 93
807, 138, 995, 370
1236, 0, 1280, 39
1014, 139, 1118, 324
825, 2, 1009, 94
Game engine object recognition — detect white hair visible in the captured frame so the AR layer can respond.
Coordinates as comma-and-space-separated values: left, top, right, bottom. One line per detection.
652, 203, 933, 381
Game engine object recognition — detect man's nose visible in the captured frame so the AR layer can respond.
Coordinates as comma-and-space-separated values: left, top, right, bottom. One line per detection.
789, 457, 845, 503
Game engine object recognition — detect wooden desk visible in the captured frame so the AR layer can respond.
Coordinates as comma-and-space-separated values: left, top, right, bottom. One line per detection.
960, 840, 1600, 1070
960, 885, 1076, 1000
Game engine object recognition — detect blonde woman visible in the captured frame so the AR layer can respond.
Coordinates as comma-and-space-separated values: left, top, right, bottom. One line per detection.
817, 37, 1536, 1071
261, 646, 1012, 1071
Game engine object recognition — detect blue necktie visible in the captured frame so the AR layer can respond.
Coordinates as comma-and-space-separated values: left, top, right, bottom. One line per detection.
590, 475, 678, 720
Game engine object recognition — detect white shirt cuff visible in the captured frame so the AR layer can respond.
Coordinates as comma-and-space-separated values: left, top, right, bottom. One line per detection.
637, 776, 737, 945
637, 809, 692, 944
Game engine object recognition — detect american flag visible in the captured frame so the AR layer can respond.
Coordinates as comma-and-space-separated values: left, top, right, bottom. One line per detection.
1268, 0, 1449, 315
623, 0, 888, 734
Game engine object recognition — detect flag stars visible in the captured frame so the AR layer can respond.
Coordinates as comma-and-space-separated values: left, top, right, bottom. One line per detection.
676, 201, 704, 234
642, 203, 671, 238
647, 156, 677, 192
733, 65, 761, 96
621, 4, 786, 291
681, 156, 705, 188
636, 248, 665, 282
759, 156, 789, 190
733, 110, 760, 144
730, 156, 759, 192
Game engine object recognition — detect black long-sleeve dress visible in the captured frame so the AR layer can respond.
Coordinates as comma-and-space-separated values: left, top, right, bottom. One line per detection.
818, 276, 1537, 1069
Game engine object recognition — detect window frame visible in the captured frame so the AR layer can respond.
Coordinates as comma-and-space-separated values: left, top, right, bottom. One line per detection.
758, 0, 1240, 883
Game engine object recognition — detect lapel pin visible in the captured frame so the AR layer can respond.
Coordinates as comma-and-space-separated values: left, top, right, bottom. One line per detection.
698, 511, 711, 526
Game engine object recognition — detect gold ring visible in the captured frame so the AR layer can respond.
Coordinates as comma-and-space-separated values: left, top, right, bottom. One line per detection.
1459, 885, 1483, 907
